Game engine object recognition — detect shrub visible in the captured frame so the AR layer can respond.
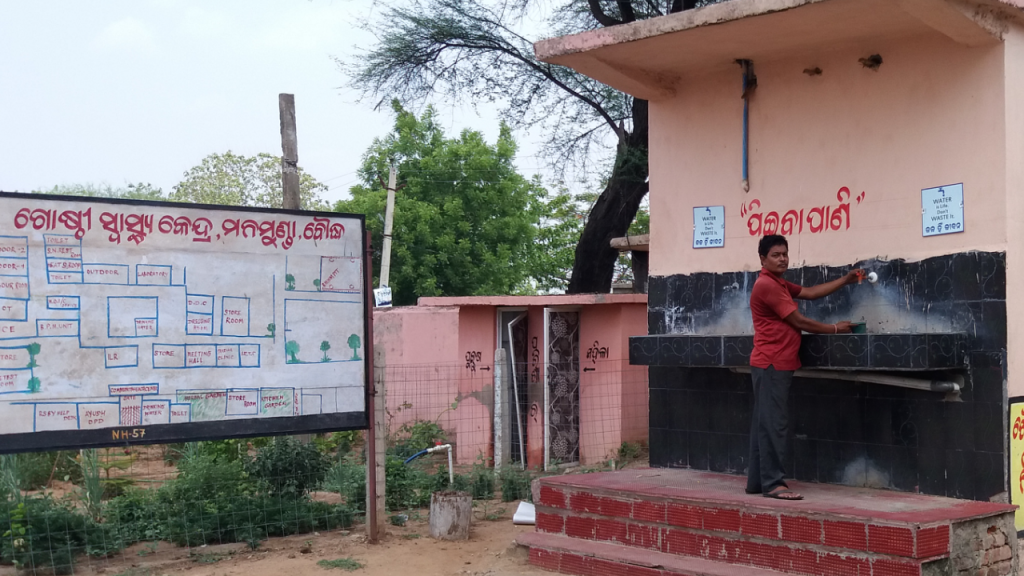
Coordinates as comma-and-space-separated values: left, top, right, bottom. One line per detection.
389, 420, 447, 460
498, 467, 531, 502
1, 496, 117, 574
245, 437, 331, 497
469, 464, 494, 500
324, 460, 366, 511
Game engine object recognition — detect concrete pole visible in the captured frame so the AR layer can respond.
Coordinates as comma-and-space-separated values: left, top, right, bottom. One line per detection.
379, 165, 397, 287
279, 94, 300, 210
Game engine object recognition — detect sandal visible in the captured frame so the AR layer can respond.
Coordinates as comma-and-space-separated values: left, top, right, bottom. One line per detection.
763, 488, 803, 500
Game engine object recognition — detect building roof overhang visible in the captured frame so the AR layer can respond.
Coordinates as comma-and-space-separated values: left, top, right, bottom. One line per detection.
534, 0, 1023, 100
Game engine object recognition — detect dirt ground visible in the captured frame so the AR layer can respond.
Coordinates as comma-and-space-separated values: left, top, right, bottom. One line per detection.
0, 500, 551, 576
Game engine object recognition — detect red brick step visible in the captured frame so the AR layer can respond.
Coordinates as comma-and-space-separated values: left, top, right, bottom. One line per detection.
518, 531, 792, 576
534, 506, 945, 576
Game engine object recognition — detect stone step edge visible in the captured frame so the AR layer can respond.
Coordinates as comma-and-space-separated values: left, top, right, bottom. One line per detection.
518, 530, 792, 576
537, 486, 956, 558
537, 481, 998, 530
535, 505, 950, 568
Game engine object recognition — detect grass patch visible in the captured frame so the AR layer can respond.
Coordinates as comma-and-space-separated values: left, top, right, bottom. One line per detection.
401, 533, 420, 539
190, 552, 228, 564
318, 557, 364, 571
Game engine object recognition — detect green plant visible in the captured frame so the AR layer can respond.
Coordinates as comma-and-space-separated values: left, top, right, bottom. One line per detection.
77, 449, 104, 521
285, 274, 296, 290
245, 436, 331, 497
320, 340, 332, 362
617, 441, 646, 461
318, 557, 363, 571
324, 459, 366, 509
388, 420, 447, 460
469, 463, 494, 500
137, 541, 159, 556
402, 533, 420, 539
314, 431, 362, 456
1, 496, 119, 574
498, 467, 532, 502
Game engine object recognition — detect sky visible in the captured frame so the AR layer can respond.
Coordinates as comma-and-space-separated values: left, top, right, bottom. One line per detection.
0, 0, 577, 205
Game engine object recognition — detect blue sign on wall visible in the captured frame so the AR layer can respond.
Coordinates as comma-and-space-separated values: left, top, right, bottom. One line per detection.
693, 206, 725, 249
921, 183, 964, 237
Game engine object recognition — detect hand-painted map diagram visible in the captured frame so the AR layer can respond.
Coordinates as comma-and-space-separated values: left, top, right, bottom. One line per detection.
0, 194, 365, 438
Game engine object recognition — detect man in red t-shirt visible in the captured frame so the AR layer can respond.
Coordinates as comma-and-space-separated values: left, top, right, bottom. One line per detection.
747, 235, 864, 500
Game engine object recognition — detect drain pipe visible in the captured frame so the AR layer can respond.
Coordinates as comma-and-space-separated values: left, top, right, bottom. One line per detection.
729, 367, 960, 394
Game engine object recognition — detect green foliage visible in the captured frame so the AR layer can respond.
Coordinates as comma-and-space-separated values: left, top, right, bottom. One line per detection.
334, 102, 548, 305
384, 456, 425, 510
617, 440, 646, 461
498, 467, 532, 502
1, 497, 118, 574
388, 420, 447, 460
314, 431, 362, 456
77, 450, 104, 521
33, 183, 165, 201
469, 464, 494, 500
244, 436, 332, 498
318, 557, 363, 571
320, 340, 332, 362
169, 151, 328, 210
285, 274, 296, 291
324, 459, 366, 510
4, 451, 82, 491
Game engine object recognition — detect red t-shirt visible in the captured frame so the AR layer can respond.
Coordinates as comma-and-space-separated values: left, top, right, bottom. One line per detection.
750, 268, 804, 370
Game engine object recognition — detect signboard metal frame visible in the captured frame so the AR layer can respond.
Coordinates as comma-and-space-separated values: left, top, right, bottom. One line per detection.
0, 191, 370, 454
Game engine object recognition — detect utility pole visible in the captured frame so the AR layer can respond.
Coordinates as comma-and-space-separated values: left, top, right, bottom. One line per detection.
379, 164, 397, 287
279, 93, 300, 210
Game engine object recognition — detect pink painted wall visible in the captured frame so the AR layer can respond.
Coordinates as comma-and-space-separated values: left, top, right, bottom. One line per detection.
618, 303, 650, 445
374, 300, 649, 467
1005, 24, 1024, 397
648, 32, 1007, 277
372, 307, 462, 442
455, 306, 497, 464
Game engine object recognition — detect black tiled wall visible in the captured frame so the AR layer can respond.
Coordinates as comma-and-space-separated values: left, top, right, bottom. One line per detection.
646, 252, 1006, 501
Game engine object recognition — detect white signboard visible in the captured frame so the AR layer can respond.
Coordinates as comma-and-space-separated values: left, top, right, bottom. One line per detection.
373, 286, 392, 308
922, 183, 964, 237
693, 206, 725, 248
0, 192, 367, 451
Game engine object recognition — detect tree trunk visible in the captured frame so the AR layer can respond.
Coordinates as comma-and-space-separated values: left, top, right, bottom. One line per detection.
429, 491, 472, 540
566, 99, 650, 294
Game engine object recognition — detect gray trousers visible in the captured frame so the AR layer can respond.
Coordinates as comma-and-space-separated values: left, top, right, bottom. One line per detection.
746, 366, 793, 494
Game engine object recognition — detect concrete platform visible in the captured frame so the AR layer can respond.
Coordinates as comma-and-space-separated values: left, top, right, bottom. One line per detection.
518, 468, 1017, 576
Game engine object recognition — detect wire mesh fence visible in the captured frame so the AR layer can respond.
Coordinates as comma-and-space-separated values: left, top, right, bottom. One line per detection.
0, 359, 648, 575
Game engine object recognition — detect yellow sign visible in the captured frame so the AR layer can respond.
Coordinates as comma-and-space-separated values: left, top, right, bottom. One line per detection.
1011, 401, 1024, 531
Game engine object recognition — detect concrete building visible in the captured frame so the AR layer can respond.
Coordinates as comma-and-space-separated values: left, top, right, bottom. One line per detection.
373, 294, 648, 468
536, 0, 1024, 528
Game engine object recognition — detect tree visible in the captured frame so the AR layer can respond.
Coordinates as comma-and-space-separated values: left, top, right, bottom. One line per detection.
320, 341, 331, 362
285, 340, 301, 364
334, 102, 549, 305
170, 151, 328, 210
34, 183, 165, 201
347, 0, 727, 292
347, 334, 361, 361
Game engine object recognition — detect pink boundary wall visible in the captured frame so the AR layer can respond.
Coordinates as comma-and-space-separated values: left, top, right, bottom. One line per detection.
373, 295, 648, 467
